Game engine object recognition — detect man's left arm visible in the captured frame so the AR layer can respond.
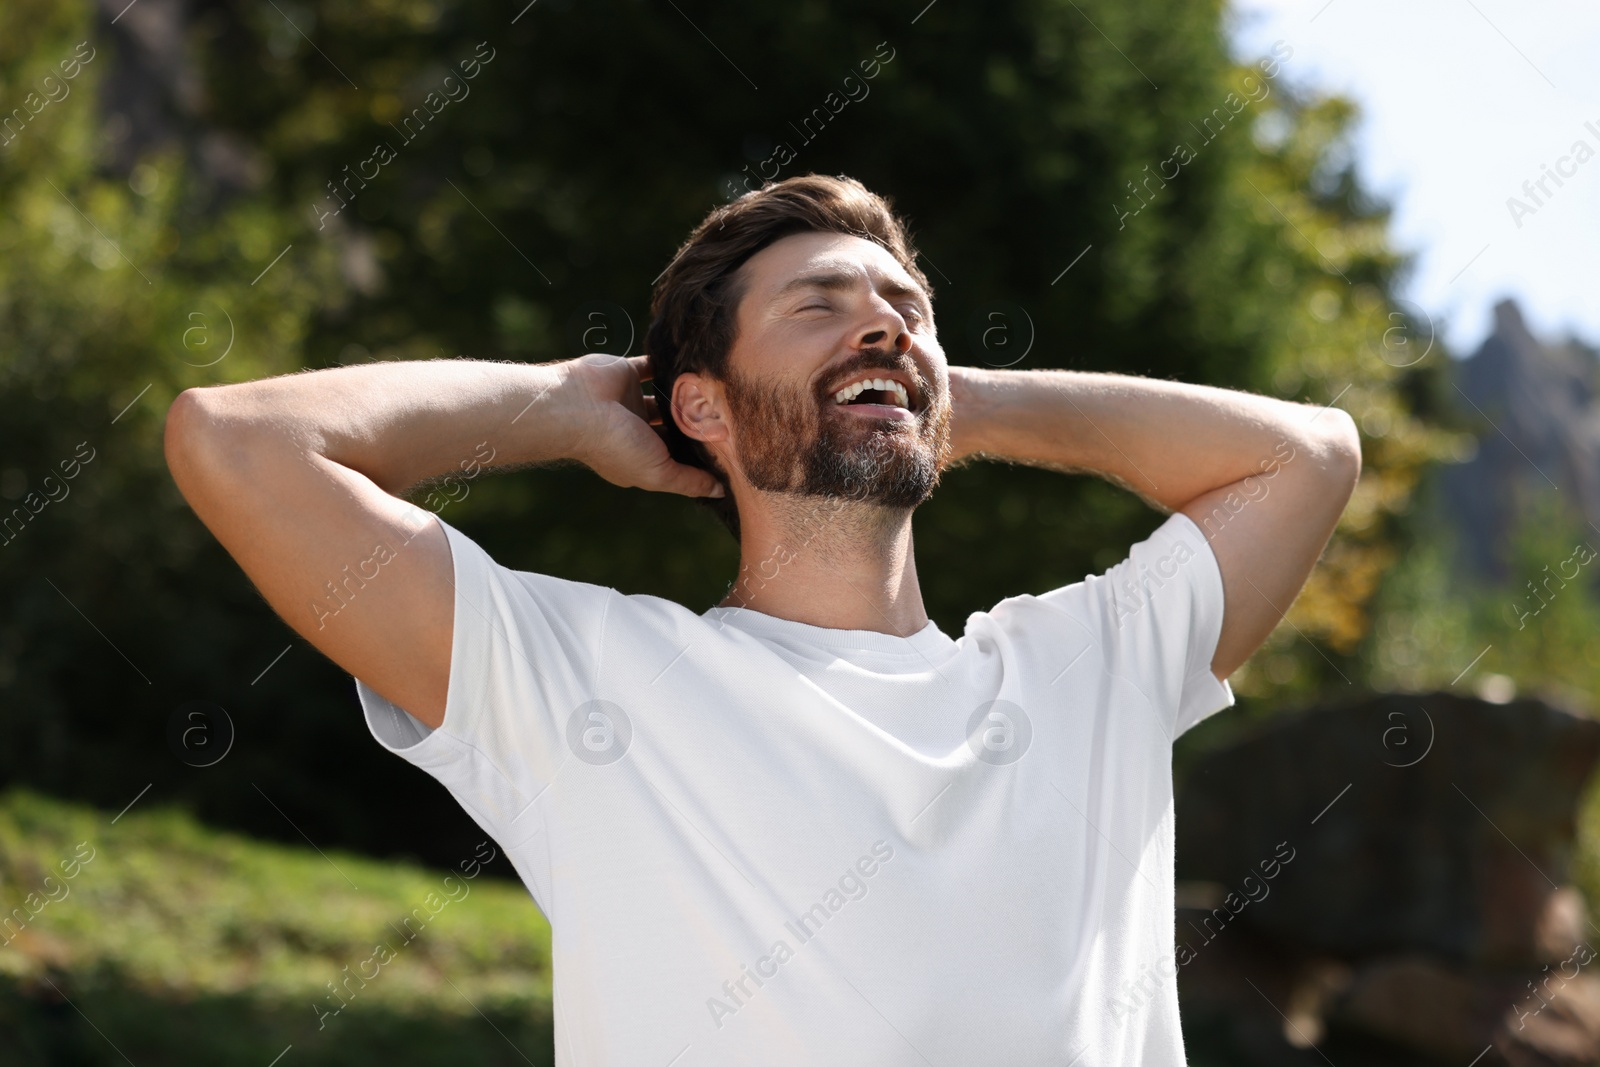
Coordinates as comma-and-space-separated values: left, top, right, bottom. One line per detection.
946, 366, 1363, 681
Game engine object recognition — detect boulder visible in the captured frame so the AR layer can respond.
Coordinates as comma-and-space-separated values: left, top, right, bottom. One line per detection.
1175, 691, 1600, 1065
1176, 691, 1600, 967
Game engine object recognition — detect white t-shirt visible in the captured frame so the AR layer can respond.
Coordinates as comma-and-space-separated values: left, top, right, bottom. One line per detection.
356, 509, 1234, 1066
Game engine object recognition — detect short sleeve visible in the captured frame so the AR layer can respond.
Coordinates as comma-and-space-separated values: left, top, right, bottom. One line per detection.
352, 513, 612, 844
1036, 511, 1234, 740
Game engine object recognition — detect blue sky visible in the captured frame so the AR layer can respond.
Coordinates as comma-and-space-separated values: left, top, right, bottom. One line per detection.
1228, 0, 1600, 357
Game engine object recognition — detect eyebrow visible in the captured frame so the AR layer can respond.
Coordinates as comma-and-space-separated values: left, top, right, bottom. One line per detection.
772, 269, 931, 313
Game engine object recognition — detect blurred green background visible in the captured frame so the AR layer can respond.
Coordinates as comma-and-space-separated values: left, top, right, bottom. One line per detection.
2, 0, 1595, 1061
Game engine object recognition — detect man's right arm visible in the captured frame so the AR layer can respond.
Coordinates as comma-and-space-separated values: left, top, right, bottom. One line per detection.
162, 355, 720, 731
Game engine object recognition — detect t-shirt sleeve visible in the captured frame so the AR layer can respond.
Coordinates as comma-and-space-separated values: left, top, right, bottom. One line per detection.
1036, 510, 1234, 740
352, 512, 612, 845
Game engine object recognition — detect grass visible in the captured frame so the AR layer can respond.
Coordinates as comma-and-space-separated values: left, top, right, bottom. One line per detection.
0, 786, 555, 1066
9, 764, 1600, 1066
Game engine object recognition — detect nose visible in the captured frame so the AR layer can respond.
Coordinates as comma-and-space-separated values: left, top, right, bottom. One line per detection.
855, 290, 915, 354
859, 326, 913, 353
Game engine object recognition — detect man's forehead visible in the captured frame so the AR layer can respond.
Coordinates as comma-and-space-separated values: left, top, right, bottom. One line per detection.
750, 232, 923, 296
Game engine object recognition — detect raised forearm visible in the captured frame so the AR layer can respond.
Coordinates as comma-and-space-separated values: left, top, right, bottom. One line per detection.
178, 357, 586, 496
949, 366, 1359, 511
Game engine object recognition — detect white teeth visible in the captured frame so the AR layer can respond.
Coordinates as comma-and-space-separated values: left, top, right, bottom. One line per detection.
832, 377, 912, 409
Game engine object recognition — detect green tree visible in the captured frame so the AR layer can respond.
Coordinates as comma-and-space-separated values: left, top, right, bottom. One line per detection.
1, 0, 1452, 859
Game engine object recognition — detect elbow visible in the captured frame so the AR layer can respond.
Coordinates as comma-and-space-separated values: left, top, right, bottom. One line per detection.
1310, 408, 1362, 500
1327, 409, 1363, 482
163, 387, 262, 499
164, 387, 235, 509
164, 388, 212, 482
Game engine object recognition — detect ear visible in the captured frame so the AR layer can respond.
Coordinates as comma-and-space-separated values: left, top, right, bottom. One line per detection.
672, 372, 730, 446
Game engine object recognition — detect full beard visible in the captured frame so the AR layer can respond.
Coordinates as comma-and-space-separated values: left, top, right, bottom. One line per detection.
721, 362, 954, 511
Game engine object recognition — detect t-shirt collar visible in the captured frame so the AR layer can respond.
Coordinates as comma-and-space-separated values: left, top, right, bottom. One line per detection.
702, 604, 956, 658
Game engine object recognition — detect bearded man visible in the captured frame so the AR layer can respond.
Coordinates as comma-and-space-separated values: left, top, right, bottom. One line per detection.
165, 173, 1360, 1066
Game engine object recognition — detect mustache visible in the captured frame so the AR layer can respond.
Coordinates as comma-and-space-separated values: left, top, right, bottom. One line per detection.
819, 350, 926, 401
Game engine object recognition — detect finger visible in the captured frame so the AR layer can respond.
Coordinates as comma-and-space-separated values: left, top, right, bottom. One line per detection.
674, 469, 727, 499
616, 387, 648, 421
629, 354, 652, 382
652, 456, 725, 499
642, 395, 662, 424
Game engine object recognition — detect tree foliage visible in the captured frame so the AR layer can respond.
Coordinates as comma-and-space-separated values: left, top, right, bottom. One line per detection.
1, 0, 1452, 863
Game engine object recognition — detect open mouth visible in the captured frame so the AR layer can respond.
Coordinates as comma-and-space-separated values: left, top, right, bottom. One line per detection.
830, 377, 914, 416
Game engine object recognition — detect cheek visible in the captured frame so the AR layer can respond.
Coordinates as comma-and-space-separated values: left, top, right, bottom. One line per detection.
926, 366, 952, 411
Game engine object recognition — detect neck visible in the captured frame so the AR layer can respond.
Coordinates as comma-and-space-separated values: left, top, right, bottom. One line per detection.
718, 493, 929, 637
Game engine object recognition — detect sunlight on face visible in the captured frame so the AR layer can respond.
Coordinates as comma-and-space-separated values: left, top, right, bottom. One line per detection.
734, 232, 940, 385
716, 232, 953, 507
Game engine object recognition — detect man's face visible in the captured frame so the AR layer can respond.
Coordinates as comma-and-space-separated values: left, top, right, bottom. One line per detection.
713, 231, 952, 510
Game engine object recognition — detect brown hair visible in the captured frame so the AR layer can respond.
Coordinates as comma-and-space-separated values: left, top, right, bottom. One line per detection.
645, 173, 932, 542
